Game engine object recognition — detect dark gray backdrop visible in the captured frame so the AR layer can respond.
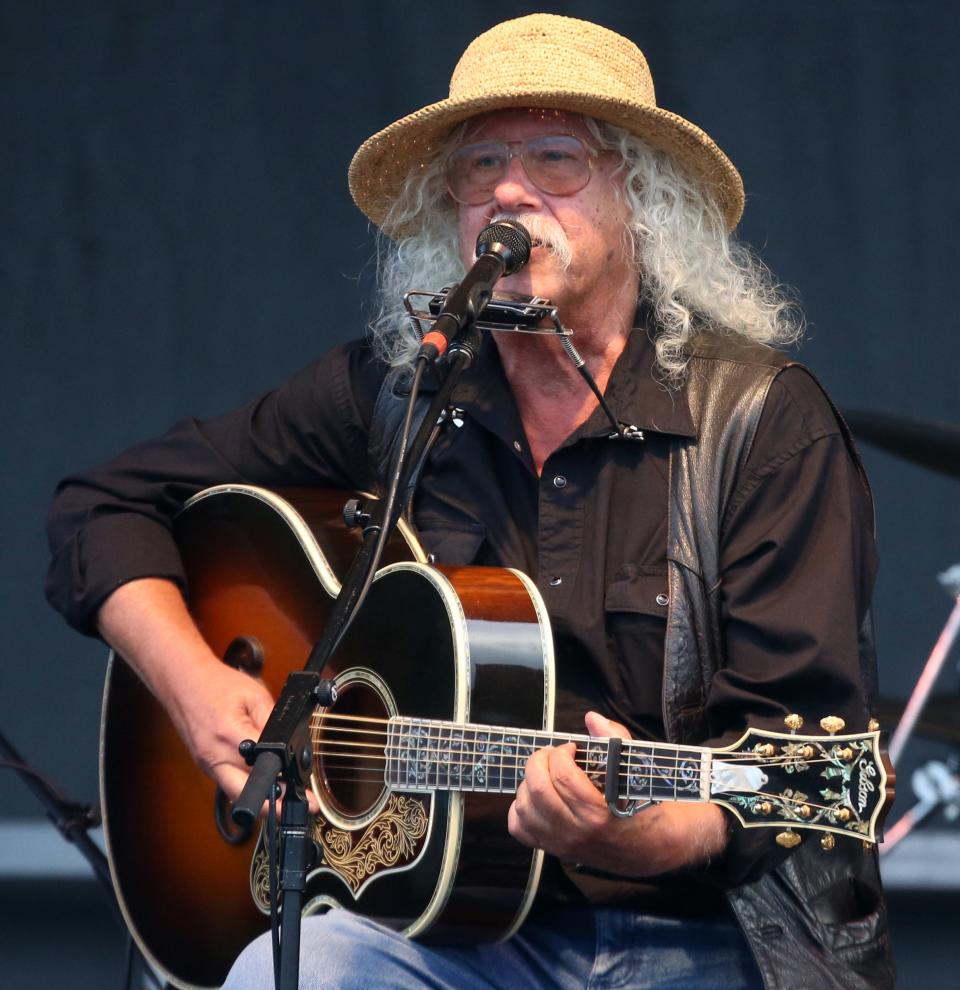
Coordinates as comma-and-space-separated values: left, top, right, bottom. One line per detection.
2, 0, 958, 840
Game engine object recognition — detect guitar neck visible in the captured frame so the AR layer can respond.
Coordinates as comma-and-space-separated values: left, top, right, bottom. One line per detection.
385, 717, 712, 804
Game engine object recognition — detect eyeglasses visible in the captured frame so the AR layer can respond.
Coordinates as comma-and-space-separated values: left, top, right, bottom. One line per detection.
445, 134, 597, 205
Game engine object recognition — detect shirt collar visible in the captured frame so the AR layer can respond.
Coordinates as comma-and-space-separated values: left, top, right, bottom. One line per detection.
585, 311, 697, 440
451, 306, 697, 442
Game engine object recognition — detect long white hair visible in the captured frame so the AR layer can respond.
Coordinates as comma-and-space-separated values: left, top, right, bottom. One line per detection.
368, 116, 801, 382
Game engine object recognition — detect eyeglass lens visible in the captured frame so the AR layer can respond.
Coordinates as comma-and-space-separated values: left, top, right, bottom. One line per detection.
446, 134, 593, 205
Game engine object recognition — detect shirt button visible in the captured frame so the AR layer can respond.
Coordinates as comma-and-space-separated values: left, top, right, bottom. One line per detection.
552, 475, 567, 489
549, 576, 563, 587
513, 440, 522, 452
656, 593, 669, 606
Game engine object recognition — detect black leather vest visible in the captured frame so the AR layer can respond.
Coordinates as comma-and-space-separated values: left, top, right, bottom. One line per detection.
669, 336, 893, 989
369, 334, 895, 989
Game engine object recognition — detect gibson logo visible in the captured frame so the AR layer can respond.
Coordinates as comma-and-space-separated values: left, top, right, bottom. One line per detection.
856, 757, 877, 814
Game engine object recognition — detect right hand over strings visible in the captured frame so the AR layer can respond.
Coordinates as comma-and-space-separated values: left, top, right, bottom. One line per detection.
97, 576, 318, 812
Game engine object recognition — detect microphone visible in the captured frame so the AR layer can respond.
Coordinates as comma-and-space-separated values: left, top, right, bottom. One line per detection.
418, 220, 532, 363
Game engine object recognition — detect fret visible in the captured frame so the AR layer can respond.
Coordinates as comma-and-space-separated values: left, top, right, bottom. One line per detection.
472, 729, 489, 792
439, 722, 450, 792
494, 727, 506, 792
426, 722, 437, 791
496, 729, 508, 792
584, 738, 607, 795
516, 731, 538, 785
675, 747, 703, 801
621, 741, 635, 802
648, 745, 655, 802
385, 719, 399, 787
507, 728, 515, 792
447, 723, 461, 791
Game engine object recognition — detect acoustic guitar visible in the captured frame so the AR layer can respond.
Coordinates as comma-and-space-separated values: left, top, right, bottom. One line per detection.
99, 485, 893, 990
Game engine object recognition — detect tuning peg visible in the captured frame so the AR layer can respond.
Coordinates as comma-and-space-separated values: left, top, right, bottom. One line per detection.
819, 716, 846, 735
820, 833, 836, 851
784, 714, 804, 733
776, 829, 802, 849
868, 718, 880, 732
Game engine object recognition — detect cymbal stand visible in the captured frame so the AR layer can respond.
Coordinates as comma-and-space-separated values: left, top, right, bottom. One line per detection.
881, 757, 959, 853
880, 564, 960, 858
888, 565, 960, 765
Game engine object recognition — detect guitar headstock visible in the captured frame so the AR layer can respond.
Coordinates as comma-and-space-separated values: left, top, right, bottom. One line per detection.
710, 715, 894, 847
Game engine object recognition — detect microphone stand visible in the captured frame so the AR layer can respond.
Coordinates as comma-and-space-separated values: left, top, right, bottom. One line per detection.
231, 325, 483, 990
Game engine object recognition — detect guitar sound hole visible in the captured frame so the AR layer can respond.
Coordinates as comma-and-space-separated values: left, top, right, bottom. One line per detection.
316, 680, 388, 819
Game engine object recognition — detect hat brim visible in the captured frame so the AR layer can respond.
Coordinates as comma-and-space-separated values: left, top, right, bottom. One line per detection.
348, 90, 744, 236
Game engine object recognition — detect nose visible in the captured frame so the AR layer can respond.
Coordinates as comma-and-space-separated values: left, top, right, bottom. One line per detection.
492, 155, 542, 214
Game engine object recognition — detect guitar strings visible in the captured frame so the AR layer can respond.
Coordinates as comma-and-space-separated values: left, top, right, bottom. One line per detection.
307, 728, 849, 776
307, 721, 854, 777
304, 762, 856, 817
307, 737, 849, 789
307, 712, 863, 764
313, 739, 833, 778
310, 736, 844, 774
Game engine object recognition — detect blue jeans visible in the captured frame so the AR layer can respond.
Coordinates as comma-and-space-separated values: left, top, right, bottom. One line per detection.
222, 906, 764, 989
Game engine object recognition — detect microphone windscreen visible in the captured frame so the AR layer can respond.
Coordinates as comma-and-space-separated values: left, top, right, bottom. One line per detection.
476, 221, 532, 275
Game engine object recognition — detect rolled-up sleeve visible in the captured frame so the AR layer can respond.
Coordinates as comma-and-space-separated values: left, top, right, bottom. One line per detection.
46, 341, 382, 635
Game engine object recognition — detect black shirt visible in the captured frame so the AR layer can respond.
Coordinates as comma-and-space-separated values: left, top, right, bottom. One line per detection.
46, 325, 877, 911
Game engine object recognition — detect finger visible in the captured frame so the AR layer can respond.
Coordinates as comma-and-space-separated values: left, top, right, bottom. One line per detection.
517, 748, 583, 832
249, 686, 277, 732
214, 762, 252, 805
507, 799, 540, 848
546, 743, 606, 809
584, 710, 632, 741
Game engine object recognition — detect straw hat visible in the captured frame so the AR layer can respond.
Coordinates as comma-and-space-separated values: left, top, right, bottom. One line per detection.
348, 13, 744, 236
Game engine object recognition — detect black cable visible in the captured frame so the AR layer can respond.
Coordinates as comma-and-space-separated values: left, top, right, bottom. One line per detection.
555, 329, 637, 438
0, 758, 69, 802
320, 353, 428, 663
123, 934, 136, 990
269, 784, 280, 990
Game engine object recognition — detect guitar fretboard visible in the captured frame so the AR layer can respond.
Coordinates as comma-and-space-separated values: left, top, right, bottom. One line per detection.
384, 717, 709, 804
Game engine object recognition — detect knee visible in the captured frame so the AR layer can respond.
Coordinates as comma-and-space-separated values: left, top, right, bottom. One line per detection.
223, 910, 404, 990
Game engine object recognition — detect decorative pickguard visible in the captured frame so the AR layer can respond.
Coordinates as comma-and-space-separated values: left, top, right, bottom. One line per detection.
250, 793, 431, 911
315, 794, 430, 893
251, 838, 273, 913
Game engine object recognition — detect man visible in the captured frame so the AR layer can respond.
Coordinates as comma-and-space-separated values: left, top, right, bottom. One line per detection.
46, 14, 893, 990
